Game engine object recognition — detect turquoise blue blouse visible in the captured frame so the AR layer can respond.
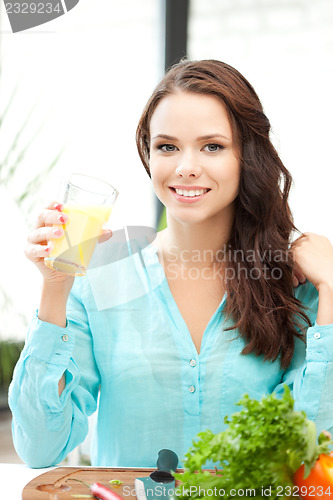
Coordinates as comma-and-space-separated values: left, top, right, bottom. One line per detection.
8, 241, 333, 468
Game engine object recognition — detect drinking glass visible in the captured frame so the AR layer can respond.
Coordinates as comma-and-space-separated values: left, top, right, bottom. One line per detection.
44, 173, 119, 276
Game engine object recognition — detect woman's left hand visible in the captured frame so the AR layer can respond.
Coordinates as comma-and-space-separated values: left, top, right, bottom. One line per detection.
291, 232, 333, 290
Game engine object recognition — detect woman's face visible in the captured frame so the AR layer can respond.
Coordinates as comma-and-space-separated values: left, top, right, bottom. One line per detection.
149, 91, 241, 226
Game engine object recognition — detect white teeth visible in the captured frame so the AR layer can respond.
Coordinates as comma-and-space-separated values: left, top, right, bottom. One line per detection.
174, 188, 208, 197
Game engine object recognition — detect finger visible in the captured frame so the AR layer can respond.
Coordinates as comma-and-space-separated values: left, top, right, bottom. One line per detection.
36, 206, 68, 229
292, 272, 299, 287
292, 261, 306, 285
28, 225, 64, 245
43, 200, 64, 211
25, 242, 53, 261
35, 200, 65, 227
294, 270, 306, 284
98, 229, 112, 244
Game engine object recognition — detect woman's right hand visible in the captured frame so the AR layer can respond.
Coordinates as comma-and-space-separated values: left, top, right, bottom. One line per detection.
25, 201, 74, 290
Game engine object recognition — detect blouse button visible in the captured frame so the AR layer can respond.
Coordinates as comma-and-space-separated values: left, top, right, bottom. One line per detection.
189, 359, 197, 367
314, 332, 321, 339
189, 385, 196, 393
61, 334, 69, 342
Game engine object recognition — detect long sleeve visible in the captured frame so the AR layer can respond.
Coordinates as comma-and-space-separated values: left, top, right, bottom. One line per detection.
295, 323, 333, 430
8, 281, 100, 468
275, 281, 333, 436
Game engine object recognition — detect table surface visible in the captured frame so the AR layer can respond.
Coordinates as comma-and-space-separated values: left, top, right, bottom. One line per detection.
0, 463, 168, 500
0, 463, 54, 499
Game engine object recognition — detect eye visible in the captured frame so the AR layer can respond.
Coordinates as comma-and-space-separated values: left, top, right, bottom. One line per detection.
203, 143, 224, 152
157, 144, 178, 152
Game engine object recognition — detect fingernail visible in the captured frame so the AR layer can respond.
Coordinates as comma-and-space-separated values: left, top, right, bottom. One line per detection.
53, 228, 63, 236
54, 203, 63, 211
45, 246, 51, 253
59, 214, 67, 224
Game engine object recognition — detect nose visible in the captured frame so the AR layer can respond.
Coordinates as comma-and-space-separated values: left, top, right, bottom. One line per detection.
175, 152, 201, 178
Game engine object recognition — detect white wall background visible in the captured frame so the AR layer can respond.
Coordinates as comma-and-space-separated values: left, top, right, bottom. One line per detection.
0, 0, 333, 340
189, 0, 333, 240
0, 0, 161, 338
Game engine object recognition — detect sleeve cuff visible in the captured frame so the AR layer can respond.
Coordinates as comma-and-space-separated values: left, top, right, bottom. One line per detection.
306, 323, 333, 362
25, 312, 75, 366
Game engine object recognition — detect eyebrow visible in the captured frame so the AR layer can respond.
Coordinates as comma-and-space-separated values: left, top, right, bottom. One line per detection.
152, 133, 231, 142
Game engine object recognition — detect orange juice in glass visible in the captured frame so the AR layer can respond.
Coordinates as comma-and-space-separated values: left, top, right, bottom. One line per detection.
44, 174, 118, 276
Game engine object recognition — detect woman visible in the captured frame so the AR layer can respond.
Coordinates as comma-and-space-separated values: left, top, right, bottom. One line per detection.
9, 59, 333, 468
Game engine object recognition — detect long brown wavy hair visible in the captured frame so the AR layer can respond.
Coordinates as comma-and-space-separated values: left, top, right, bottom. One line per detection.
136, 59, 310, 369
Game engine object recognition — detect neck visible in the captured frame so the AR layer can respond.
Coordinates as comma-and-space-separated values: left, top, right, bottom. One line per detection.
158, 210, 234, 269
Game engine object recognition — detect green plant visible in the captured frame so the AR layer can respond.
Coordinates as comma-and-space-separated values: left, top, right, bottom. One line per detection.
0, 339, 24, 391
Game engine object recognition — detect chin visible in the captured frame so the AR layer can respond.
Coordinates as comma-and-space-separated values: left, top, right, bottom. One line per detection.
169, 211, 210, 226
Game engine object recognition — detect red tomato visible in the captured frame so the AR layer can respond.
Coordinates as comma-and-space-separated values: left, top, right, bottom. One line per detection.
294, 453, 333, 499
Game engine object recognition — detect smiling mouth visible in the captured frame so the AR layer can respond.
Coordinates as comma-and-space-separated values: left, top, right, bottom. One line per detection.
170, 187, 210, 197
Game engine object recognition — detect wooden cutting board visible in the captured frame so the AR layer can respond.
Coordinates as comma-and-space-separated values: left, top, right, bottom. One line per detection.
22, 467, 168, 499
